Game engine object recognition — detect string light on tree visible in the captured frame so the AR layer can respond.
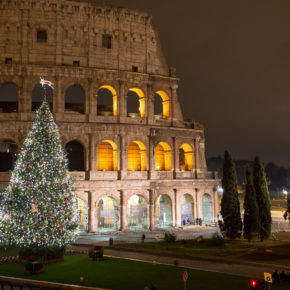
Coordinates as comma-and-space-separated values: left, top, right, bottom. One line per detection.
0, 77, 79, 248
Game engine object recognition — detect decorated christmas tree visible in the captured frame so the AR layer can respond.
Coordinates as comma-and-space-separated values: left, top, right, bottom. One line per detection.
0, 79, 79, 248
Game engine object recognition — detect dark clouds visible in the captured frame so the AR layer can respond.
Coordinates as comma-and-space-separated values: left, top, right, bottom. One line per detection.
110, 0, 290, 165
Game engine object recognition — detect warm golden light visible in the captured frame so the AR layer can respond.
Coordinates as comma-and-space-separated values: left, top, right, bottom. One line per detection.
128, 141, 147, 171
98, 85, 118, 116
179, 143, 193, 171
155, 142, 171, 171
156, 90, 170, 119
97, 140, 118, 171
129, 88, 145, 118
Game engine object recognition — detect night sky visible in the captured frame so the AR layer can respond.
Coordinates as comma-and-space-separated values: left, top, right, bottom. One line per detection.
109, 0, 290, 166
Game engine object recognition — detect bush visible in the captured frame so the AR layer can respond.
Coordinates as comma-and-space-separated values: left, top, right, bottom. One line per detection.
19, 246, 65, 261
164, 233, 176, 243
88, 245, 104, 259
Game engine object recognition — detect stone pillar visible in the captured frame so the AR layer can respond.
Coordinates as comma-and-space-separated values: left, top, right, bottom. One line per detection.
54, 77, 63, 121
173, 189, 177, 227
120, 191, 128, 230
118, 190, 124, 230
120, 135, 127, 179
149, 189, 155, 230
88, 191, 96, 232
195, 188, 200, 220
146, 84, 153, 125
149, 135, 155, 178
89, 134, 96, 172
213, 188, 218, 221
173, 137, 179, 178
88, 78, 96, 121
119, 81, 126, 118
194, 137, 200, 174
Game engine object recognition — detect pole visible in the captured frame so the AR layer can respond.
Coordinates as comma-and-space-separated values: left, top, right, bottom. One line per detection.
184, 281, 186, 290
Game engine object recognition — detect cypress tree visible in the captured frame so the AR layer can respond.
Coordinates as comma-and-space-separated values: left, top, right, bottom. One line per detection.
243, 165, 260, 242
221, 151, 242, 239
253, 156, 272, 241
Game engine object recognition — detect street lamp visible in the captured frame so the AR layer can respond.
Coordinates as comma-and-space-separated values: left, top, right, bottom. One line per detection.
282, 189, 288, 200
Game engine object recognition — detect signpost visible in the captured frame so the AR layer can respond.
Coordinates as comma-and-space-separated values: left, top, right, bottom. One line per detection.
264, 272, 272, 289
183, 271, 188, 290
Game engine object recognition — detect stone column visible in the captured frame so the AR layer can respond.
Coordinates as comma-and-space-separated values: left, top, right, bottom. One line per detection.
120, 191, 128, 230
213, 188, 218, 221
173, 189, 177, 227
118, 190, 124, 230
119, 81, 127, 119
88, 78, 96, 121
173, 137, 179, 178
195, 188, 200, 220
146, 84, 154, 125
120, 135, 127, 179
149, 189, 155, 230
54, 77, 63, 121
88, 191, 96, 232
89, 134, 96, 172
149, 135, 155, 178
194, 137, 200, 175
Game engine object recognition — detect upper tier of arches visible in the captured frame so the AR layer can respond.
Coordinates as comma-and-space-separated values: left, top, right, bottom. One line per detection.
0, 81, 176, 122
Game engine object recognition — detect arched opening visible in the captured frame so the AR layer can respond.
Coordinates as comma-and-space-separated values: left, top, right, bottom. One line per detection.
31, 83, 53, 111
98, 196, 118, 232
0, 139, 17, 171
97, 85, 117, 116
127, 88, 145, 118
127, 195, 147, 231
65, 141, 85, 171
180, 194, 194, 226
202, 194, 213, 224
77, 198, 87, 233
0, 83, 19, 113
97, 140, 118, 171
154, 91, 169, 119
128, 141, 147, 171
179, 144, 193, 171
65, 85, 85, 114
155, 194, 173, 228
155, 142, 171, 171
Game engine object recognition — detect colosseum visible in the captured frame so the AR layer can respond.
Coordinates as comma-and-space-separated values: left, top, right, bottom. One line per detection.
0, 0, 219, 233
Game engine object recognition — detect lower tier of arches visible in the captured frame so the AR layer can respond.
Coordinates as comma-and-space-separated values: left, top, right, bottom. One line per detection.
76, 185, 219, 233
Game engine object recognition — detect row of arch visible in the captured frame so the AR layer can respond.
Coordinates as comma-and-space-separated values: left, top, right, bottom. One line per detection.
0, 83, 170, 119
78, 193, 213, 232
0, 140, 194, 172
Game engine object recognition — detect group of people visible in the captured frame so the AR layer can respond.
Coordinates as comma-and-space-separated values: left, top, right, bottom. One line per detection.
272, 269, 290, 282
195, 217, 203, 226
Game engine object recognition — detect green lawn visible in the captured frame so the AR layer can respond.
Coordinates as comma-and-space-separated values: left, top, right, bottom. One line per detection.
0, 254, 258, 290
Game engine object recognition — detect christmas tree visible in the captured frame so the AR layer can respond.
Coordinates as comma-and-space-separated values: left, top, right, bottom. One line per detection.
0, 79, 79, 248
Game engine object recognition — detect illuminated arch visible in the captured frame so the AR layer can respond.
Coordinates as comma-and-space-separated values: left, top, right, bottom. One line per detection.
180, 194, 194, 226
0, 83, 19, 113
128, 141, 147, 171
155, 142, 171, 171
97, 85, 117, 117
202, 194, 213, 223
65, 85, 85, 114
97, 196, 119, 232
77, 198, 87, 233
65, 140, 85, 171
97, 140, 118, 171
0, 139, 17, 171
179, 143, 193, 171
127, 88, 145, 118
155, 194, 173, 228
127, 194, 147, 231
155, 90, 169, 119
31, 83, 53, 111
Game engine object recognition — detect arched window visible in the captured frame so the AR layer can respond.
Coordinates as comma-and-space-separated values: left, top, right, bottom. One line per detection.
98, 196, 118, 232
0, 83, 19, 113
202, 194, 213, 223
128, 141, 147, 171
65, 85, 85, 114
127, 195, 147, 231
180, 194, 194, 226
155, 142, 171, 171
179, 144, 193, 171
31, 83, 53, 111
97, 85, 117, 116
97, 140, 118, 171
77, 198, 87, 233
155, 194, 173, 228
0, 139, 17, 171
65, 141, 85, 171
154, 91, 169, 119
127, 88, 145, 118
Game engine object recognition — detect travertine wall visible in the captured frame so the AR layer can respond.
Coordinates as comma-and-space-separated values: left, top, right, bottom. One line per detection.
0, 0, 219, 232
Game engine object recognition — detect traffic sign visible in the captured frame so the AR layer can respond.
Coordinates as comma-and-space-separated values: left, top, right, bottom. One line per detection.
183, 271, 188, 282
264, 272, 272, 283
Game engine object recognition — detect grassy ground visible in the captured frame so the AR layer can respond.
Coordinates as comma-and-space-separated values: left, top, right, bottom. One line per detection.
0, 254, 279, 290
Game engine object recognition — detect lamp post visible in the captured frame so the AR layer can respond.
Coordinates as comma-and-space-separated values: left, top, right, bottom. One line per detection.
282, 189, 288, 200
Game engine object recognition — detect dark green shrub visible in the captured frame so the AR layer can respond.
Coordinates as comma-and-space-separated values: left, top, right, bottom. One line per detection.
19, 246, 65, 261
88, 245, 104, 259
164, 233, 176, 243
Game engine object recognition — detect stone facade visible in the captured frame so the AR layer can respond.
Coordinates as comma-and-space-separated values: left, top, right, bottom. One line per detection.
0, 0, 219, 232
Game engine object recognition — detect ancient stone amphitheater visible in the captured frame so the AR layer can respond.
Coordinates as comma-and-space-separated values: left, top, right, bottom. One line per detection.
0, 0, 219, 232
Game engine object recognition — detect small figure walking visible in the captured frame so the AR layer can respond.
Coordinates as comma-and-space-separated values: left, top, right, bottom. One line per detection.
142, 233, 146, 243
